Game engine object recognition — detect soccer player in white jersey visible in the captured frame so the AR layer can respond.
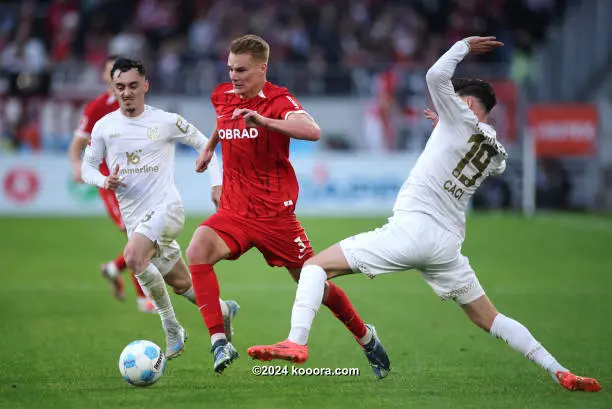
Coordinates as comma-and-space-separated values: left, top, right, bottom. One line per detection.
81, 58, 239, 359
247, 37, 601, 392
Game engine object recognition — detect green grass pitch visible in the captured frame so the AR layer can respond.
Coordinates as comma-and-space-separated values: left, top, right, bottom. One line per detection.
0, 213, 611, 409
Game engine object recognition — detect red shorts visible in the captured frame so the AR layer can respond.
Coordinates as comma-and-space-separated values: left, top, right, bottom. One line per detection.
98, 188, 124, 230
201, 210, 314, 270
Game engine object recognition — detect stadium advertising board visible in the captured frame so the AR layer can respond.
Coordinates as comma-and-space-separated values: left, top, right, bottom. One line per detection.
0, 153, 417, 216
528, 104, 598, 157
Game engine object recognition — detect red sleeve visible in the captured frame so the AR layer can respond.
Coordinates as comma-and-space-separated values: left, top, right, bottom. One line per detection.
76, 100, 101, 136
270, 92, 308, 120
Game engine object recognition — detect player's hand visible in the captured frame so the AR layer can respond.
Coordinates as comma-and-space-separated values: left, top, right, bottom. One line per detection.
211, 185, 222, 210
464, 36, 504, 54
424, 108, 439, 128
232, 108, 269, 128
104, 164, 127, 191
195, 148, 213, 173
71, 162, 83, 183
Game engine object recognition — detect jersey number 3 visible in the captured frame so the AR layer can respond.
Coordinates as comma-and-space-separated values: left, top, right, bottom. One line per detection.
452, 134, 498, 188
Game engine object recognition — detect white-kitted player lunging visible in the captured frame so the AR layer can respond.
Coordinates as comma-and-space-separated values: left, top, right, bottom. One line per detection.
247, 37, 601, 392
81, 58, 239, 359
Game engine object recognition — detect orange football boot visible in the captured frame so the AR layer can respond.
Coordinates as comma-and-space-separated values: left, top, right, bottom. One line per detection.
247, 340, 308, 364
556, 371, 601, 392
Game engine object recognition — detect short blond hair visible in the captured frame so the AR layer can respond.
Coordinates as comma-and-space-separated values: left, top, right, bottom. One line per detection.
230, 34, 270, 62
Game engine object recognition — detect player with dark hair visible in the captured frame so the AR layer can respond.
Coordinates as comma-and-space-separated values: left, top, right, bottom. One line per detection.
68, 55, 154, 312
248, 37, 601, 392
81, 57, 238, 359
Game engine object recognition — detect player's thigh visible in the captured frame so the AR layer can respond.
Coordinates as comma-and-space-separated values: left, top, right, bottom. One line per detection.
127, 201, 185, 274
461, 294, 498, 331
251, 215, 314, 270
124, 233, 157, 272
419, 251, 485, 306
163, 256, 192, 292
286, 244, 354, 293
187, 211, 253, 264
132, 201, 185, 249
98, 188, 124, 230
339, 217, 429, 278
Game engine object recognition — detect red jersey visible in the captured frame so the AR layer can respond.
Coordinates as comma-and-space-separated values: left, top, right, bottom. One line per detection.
77, 91, 119, 176
212, 82, 308, 218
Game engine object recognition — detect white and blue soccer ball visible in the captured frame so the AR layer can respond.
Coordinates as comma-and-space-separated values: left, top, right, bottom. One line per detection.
119, 340, 166, 387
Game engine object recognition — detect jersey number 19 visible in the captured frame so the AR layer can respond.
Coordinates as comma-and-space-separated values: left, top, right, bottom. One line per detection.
452, 134, 498, 188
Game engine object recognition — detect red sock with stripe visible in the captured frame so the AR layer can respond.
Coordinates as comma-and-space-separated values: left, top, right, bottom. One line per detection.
190, 264, 225, 337
323, 281, 368, 340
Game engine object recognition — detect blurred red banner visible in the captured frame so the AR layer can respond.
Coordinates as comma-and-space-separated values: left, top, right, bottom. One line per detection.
528, 104, 597, 157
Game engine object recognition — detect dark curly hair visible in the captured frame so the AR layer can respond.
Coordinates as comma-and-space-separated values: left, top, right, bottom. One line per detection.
110, 58, 146, 79
452, 78, 496, 113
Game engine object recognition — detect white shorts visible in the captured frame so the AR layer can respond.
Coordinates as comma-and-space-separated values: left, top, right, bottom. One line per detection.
127, 201, 185, 276
339, 212, 484, 305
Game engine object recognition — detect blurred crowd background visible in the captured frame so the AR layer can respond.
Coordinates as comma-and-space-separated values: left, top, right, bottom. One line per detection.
0, 0, 566, 95
1, 0, 612, 214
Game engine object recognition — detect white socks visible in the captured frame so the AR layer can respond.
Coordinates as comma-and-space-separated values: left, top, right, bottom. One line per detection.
181, 287, 196, 304
211, 333, 227, 345
136, 263, 177, 324
490, 313, 568, 381
288, 265, 327, 345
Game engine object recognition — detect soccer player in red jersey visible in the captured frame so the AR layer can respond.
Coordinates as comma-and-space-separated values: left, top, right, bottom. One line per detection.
185, 35, 390, 375
68, 55, 153, 313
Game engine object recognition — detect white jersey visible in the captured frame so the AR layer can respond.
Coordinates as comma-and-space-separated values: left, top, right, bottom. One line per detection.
81, 105, 221, 230
393, 41, 507, 239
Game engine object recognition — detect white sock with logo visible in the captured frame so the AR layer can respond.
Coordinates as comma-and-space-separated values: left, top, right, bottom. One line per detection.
288, 265, 327, 345
136, 263, 177, 324
490, 313, 568, 382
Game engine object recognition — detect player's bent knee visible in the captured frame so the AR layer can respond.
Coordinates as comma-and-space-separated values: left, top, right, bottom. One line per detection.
186, 241, 216, 265
186, 227, 227, 265
304, 254, 324, 267
123, 251, 147, 275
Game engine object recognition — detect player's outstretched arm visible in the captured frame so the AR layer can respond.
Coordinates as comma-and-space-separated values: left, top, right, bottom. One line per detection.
172, 115, 223, 186
426, 36, 503, 123
232, 109, 321, 141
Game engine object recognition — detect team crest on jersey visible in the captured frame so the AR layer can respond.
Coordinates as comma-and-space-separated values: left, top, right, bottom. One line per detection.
175, 115, 190, 134
147, 127, 160, 141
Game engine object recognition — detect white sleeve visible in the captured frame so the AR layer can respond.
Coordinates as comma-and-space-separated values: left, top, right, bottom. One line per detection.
488, 156, 507, 176
81, 122, 107, 188
206, 150, 222, 187
425, 40, 473, 124
172, 114, 222, 186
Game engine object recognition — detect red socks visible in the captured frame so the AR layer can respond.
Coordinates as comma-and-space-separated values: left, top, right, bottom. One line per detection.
190, 264, 224, 336
114, 254, 127, 271
323, 281, 367, 339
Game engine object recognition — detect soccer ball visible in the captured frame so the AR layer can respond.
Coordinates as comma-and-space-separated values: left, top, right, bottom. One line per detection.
119, 340, 166, 387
